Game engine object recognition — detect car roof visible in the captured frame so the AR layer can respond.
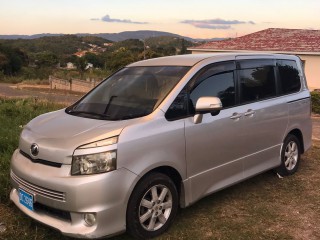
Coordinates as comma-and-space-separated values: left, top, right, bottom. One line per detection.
127, 53, 296, 67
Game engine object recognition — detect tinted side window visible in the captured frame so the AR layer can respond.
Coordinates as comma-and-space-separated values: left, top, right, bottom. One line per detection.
277, 60, 301, 94
191, 61, 236, 87
190, 71, 235, 109
239, 66, 276, 103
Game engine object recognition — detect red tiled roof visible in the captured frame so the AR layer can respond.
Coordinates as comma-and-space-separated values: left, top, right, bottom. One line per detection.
192, 28, 320, 53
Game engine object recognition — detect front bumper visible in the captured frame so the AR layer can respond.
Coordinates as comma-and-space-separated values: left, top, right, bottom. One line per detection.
10, 149, 138, 238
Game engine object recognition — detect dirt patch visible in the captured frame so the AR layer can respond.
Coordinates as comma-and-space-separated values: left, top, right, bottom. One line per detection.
12, 83, 51, 90
0, 83, 82, 105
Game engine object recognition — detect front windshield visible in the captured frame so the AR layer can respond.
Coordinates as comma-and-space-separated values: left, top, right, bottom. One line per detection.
66, 66, 190, 120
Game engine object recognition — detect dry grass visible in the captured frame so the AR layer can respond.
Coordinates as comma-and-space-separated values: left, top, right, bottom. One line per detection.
1, 143, 319, 240
0, 98, 319, 239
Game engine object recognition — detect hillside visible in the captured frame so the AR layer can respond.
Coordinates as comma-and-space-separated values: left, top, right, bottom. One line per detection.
0, 35, 110, 57
0, 30, 225, 42
0, 34, 198, 80
78, 30, 183, 42
145, 36, 194, 48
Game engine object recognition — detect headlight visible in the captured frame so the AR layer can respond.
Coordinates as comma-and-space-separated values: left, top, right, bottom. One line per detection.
71, 150, 116, 175
72, 136, 118, 175
78, 136, 118, 149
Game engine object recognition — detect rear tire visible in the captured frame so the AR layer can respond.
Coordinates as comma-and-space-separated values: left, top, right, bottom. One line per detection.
126, 172, 178, 239
276, 134, 301, 176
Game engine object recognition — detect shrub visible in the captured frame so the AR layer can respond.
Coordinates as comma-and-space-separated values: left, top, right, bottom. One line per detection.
0, 98, 63, 203
311, 91, 320, 114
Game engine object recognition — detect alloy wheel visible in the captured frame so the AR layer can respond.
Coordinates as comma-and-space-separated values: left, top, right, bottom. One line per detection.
138, 184, 173, 231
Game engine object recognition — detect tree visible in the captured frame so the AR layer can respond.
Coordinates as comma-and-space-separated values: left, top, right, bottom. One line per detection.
0, 44, 26, 75
0, 53, 8, 69
64, 55, 78, 65
138, 49, 162, 60
180, 39, 188, 54
164, 46, 177, 56
84, 52, 103, 68
10, 55, 23, 73
107, 47, 135, 71
75, 57, 87, 78
34, 51, 58, 68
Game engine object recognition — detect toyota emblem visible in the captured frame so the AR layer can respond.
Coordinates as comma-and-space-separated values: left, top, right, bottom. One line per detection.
30, 143, 39, 156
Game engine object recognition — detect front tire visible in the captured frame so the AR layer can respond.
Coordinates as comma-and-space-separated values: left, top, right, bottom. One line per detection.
276, 134, 301, 176
126, 172, 178, 239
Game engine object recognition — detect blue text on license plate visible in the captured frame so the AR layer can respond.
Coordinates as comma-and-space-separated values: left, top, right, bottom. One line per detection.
19, 188, 34, 211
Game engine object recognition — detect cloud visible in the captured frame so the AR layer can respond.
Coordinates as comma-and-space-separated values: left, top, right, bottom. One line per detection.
91, 14, 148, 24
193, 24, 231, 30
181, 18, 255, 29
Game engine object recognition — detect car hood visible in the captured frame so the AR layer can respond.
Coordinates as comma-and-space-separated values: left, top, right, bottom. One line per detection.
19, 109, 135, 164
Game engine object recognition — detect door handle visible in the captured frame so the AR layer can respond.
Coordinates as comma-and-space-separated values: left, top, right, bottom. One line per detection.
230, 113, 242, 120
244, 109, 255, 117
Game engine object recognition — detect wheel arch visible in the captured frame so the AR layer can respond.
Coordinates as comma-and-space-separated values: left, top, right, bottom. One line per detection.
286, 128, 304, 153
129, 165, 185, 208
147, 166, 184, 206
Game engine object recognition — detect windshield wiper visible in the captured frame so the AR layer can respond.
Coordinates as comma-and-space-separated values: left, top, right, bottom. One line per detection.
104, 95, 117, 115
68, 110, 110, 119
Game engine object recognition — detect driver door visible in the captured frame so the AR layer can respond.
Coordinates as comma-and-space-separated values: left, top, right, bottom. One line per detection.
185, 61, 247, 204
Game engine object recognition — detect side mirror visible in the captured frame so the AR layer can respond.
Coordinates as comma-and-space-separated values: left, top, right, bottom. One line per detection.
194, 97, 222, 124
195, 96, 222, 113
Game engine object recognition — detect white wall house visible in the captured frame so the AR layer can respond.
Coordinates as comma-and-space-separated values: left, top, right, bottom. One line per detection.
66, 62, 76, 69
188, 28, 320, 90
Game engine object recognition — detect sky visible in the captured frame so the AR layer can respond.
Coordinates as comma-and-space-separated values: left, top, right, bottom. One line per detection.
0, 0, 319, 39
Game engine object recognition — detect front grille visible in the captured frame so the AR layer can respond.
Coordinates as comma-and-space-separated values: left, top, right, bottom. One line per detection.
19, 150, 62, 168
11, 171, 66, 202
34, 202, 71, 222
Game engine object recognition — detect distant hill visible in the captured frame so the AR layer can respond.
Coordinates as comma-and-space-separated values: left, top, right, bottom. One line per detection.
0, 34, 197, 63
0, 30, 225, 42
0, 34, 63, 40
0, 35, 110, 57
78, 30, 184, 42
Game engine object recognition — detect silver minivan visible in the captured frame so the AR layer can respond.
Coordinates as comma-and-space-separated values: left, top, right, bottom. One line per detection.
10, 53, 312, 239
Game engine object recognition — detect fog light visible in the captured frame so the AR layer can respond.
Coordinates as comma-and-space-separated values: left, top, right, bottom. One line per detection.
84, 213, 96, 226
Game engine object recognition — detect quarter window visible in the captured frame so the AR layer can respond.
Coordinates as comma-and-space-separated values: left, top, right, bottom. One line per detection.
165, 87, 189, 120
277, 60, 301, 94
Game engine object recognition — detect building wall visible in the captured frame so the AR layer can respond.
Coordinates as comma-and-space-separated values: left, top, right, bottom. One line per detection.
71, 79, 99, 93
299, 55, 320, 90
191, 50, 320, 90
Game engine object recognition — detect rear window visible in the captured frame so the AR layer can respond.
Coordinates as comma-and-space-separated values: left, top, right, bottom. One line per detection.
277, 60, 301, 95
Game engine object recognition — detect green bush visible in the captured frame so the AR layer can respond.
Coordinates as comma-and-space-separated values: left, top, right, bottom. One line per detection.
311, 91, 320, 114
0, 98, 63, 203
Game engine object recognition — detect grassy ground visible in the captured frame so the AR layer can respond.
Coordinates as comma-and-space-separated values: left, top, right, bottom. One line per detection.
0, 98, 320, 240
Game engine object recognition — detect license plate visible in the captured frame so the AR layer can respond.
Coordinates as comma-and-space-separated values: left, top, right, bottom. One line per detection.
19, 188, 34, 211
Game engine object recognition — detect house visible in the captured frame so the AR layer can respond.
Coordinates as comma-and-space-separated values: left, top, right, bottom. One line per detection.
74, 50, 88, 57
189, 28, 320, 90
103, 42, 113, 47
66, 62, 76, 69
85, 63, 93, 70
